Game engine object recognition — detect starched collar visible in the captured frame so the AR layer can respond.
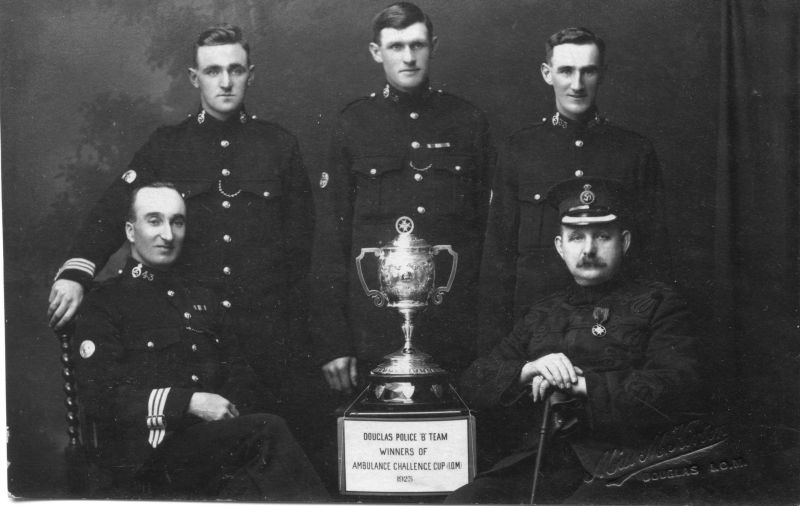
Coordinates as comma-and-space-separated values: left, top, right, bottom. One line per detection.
550, 110, 605, 130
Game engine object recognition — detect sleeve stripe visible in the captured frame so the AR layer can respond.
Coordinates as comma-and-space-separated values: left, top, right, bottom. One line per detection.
146, 387, 171, 448
55, 258, 96, 279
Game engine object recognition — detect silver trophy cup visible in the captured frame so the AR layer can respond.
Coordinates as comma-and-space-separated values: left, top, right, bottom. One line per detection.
354, 216, 458, 404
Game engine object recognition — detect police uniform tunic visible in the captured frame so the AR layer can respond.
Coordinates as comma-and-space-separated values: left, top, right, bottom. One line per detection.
478, 112, 671, 354
311, 83, 495, 371
56, 109, 313, 366
75, 259, 326, 500
451, 277, 701, 503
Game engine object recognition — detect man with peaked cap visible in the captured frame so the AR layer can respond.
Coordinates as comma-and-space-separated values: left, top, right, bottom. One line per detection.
447, 177, 701, 503
478, 26, 672, 355
310, 2, 495, 394
74, 183, 327, 500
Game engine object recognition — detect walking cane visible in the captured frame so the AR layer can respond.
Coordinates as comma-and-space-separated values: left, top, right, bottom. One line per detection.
529, 394, 552, 504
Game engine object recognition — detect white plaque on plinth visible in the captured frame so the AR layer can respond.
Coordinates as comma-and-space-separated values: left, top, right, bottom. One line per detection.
338, 413, 476, 495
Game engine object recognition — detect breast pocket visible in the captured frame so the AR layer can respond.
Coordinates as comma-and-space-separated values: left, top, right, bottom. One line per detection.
427, 154, 476, 216
517, 182, 559, 251
172, 179, 213, 200
122, 327, 183, 374
351, 156, 404, 216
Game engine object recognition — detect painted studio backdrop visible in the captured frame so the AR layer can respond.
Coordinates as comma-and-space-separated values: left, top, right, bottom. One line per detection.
2, 0, 798, 499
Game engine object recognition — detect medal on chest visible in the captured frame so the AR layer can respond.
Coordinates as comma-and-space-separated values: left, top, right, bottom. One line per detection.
591, 306, 609, 337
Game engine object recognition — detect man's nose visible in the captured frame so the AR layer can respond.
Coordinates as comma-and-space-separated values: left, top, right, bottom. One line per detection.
570, 72, 585, 90
582, 239, 597, 256
160, 224, 174, 241
402, 46, 415, 63
220, 71, 232, 88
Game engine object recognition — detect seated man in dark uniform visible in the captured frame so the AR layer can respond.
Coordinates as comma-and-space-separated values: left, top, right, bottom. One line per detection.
74, 182, 327, 501
447, 177, 702, 503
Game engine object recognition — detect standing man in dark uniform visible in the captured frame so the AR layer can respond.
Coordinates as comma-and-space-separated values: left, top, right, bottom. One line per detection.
47, 25, 313, 398
75, 183, 326, 500
478, 27, 671, 354
311, 2, 495, 393
447, 178, 701, 504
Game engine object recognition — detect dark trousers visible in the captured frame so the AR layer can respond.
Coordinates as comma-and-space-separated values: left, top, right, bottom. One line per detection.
137, 413, 329, 501
445, 440, 585, 504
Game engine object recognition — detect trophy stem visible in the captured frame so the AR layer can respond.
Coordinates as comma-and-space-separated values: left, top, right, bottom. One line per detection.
401, 308, 414, 352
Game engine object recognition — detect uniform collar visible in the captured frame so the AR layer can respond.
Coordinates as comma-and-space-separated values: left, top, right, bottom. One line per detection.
550, 110, 604, 130
123, 258, 173, 285
194, 107, 250, 127
566, 275, 626, 305
381, 81, 435, 104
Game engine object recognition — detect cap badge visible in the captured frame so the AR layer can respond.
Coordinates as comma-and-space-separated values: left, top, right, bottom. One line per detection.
319, 172, 329, 189
79, 340, 96, 359
121, 170, 137, 184
579, 184, 595, 205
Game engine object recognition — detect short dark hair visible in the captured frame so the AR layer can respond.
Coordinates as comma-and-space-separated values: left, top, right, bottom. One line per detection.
545, 27, 605, 65
372, 2, 434, 44
127, 182, 182, 222
193, 24, 250, 66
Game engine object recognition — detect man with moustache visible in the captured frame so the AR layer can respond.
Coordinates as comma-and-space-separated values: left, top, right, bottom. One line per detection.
478, 27, 671, 354
75, 183, 326, 500
446, 177, 700, 504
47, 25, 314, 407
311, 2, 495, 394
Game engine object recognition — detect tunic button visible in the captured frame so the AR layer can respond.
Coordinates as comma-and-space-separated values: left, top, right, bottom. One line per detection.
220, 140, 230, 148
575, 139, 584, 147
574, 170, 584, 177
223, 266, 231, 275
416, 206, 426, 214
146, 341, 154, 349
191, 344, 198, 352
454, 165, 462, 172
410, 112, 419, 119
223, 234, 232, 243
533, 194, 542, 201
167, 290, 175, 297
411, 141, 421, 149
191, 374, 199, 383
181, 192, 186, 198
414, 173, 423, 182
369, 168, 377, 175
263, 191, 270, 197
183, 312, 191, 319
221, 169, 231, 177
222, 200, 231, 209
221, 300, 232, 309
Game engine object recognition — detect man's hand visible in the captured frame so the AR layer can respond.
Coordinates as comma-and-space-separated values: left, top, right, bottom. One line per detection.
188, 392, 239, 421
520, 353, 581, 390
530, 374, 587, 402
322, 356, 358, 393
48, 279, 85, 329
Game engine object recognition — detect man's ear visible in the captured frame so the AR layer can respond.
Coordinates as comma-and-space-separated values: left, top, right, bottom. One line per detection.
541, 62, 554, 85
622, 229, 632, 254
430, 35, 439, 57
247, 65, 255, 86
369, 42, 383, 63
125, 221, 136, 244
554, 234, 565, 260
188, 67, 199, 88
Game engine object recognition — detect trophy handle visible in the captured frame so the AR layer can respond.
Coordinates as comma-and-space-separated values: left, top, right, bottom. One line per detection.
355, 248, 388, 307
430, 245, 458, 305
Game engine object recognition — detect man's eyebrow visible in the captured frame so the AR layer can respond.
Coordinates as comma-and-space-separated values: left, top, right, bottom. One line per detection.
143, 212, 164, 218
170, 213, 187, 221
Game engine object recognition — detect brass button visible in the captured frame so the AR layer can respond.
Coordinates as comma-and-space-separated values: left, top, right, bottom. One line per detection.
263, 191, 270, 197
146, 341, 154, 349
410, 112, 419, 119
191, 344, 198, 352
167, 290, 175, 297
369, 168, 377, 175
183, 312, 191, 319
223, 266, 231, 275
222, 200, 231, 209
223, 234, 232, 243
220, 140, 230, 148
533, 194, 542, 201
411, 141, 421, 149
454, 165, 462, 172
191, 374, 199, 383
221, 169, 231, 176
416, 206, 426, 214
414, 173, 423, 182
575, 170, 584, 177
575, 140, 584, 147
221, 300, 232, 309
